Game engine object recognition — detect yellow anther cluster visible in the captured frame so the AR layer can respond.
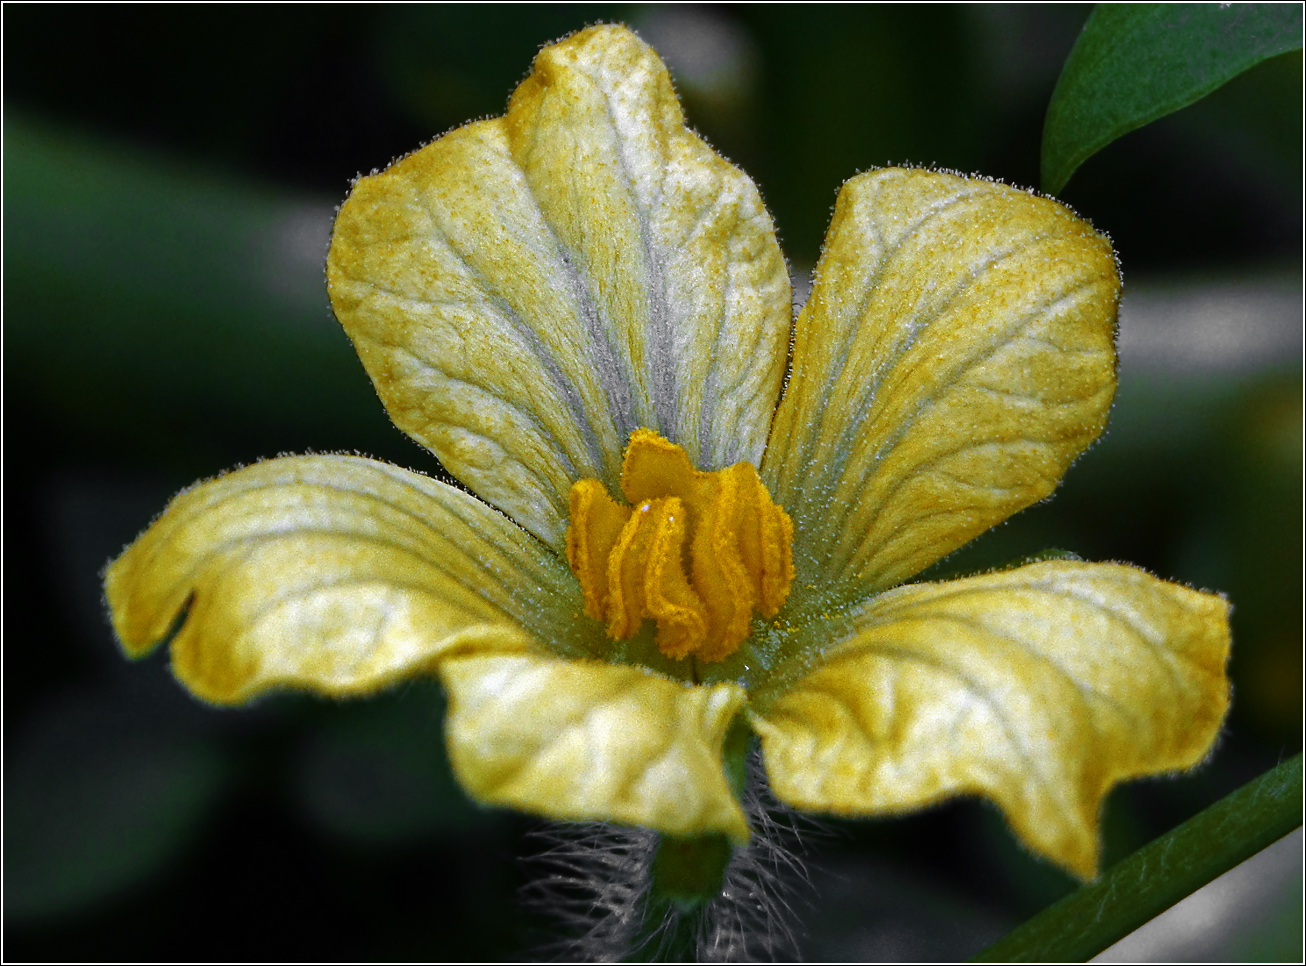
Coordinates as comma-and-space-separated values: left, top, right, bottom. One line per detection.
565, 429, 794, 662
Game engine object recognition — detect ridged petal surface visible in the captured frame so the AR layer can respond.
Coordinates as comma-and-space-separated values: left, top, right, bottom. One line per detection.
440, 653, 750, 840
763, 168, 1120, 590
104, 455, 594, 703
751, 561, 1230, 879
327, 25, 790, 549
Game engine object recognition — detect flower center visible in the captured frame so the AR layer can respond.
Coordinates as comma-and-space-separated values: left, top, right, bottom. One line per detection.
565, 428, 794, 663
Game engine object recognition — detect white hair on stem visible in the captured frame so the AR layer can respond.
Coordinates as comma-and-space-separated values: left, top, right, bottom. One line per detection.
519, 750, 824, 962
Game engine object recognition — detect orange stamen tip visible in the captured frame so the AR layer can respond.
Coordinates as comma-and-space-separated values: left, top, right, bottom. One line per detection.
564, 429, 794, 662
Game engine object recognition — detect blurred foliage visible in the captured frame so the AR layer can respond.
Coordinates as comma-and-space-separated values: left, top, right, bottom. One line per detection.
3, 4, 1301, 961
5, 689, 230, 920
4, 116, 384, 470
291, 683, 494, 846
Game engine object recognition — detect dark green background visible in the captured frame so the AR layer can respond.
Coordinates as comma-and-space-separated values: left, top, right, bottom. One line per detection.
5, 4, 1301, 960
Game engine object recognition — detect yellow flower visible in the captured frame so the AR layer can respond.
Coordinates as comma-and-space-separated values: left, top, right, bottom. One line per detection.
104, 24, 1230, 883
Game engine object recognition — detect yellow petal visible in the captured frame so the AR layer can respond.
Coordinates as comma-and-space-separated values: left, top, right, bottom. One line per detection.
327, 25, 790, 550
763, 169, 1119, 591
750, 561, 1230, 879
104, 455, 598, 704
439, 653, 750, 841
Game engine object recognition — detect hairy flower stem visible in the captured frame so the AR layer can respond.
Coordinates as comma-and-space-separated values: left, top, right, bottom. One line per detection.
650, 834, 734, 911
521, 743, 814, 962
646, 715, 753, 912
637, 895, 706, 962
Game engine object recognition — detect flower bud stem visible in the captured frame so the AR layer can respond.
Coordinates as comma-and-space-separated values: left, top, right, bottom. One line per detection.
648, 714, 753, 911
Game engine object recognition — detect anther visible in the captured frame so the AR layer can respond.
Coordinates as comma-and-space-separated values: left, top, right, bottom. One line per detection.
565, 429, 794, 662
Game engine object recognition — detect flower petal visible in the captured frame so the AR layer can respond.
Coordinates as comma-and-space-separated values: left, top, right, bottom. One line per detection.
763, 169, 1119, 591
750, 561, 1230, 878
104, 455, 599, 704
439, 653, 750, 841
327, 25, 791, 549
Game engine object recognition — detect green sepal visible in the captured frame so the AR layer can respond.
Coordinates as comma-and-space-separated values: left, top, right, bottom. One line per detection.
720, 711, 752, 800
647, 714, 752, 912
649, 833, 734, 913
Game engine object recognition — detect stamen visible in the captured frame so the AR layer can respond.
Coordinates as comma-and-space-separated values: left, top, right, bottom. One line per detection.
565, 429, 794, 662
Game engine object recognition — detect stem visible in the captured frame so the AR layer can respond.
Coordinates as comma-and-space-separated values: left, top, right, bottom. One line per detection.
649, 834, 733, 913
972, 754, 1304, 962
646, 716, 753, 912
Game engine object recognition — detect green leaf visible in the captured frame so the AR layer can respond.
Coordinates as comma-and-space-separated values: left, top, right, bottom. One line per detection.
971, 753, 1304, 962
1042, 3, 1304, 194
